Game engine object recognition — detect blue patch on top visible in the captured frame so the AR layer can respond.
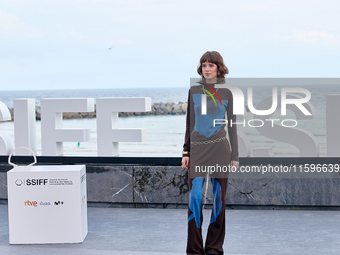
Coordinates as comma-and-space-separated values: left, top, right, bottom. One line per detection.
192, 93, 228, 138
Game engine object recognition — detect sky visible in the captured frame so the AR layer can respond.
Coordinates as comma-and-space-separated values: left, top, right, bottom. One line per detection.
0, 0, 339, 90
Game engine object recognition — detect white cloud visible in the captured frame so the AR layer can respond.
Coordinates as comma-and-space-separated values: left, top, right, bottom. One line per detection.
55, 24, 85, 42
286, 30, 336, 44
0, 10, 42, 41
104, 39, 137, 47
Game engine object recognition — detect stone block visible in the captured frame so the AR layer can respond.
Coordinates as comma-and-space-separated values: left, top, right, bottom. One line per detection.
133, 166, 189, 204
84, 165, 134, 203
226, 177, 340, 206
0, 172, 7, 199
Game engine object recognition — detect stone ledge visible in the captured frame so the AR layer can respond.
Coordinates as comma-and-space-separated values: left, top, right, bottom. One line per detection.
1, 164, 339, 207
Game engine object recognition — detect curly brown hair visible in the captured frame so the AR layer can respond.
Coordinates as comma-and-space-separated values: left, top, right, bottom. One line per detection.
197, 51, 229, 79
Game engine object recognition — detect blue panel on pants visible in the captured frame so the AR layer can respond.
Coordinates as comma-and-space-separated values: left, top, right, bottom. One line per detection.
188, 177, 204, 228
210, 177, 223, 224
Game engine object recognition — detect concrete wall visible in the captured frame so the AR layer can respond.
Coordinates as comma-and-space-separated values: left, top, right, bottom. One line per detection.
1, 164, 339, 208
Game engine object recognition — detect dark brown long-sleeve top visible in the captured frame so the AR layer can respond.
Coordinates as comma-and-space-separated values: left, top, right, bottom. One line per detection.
183, 85, 239, 162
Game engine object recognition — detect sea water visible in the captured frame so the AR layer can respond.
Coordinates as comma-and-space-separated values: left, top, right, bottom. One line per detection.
0, 85, 337, 156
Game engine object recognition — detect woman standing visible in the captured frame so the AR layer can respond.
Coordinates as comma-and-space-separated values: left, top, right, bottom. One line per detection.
182, 51, 239, 255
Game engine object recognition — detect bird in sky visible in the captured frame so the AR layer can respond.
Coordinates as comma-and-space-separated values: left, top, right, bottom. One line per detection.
108, 44, 115, 50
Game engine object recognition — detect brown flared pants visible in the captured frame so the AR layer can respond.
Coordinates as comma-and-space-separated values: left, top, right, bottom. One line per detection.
186, 176, 229, 255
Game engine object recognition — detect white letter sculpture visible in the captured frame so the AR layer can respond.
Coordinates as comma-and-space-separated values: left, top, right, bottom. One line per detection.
0, 101, 14, 155
326, 95, 340, 156
254, 94, 318, 157
96, 97, 151, 156
14, 99, 36, 155
41, 98, 95, 156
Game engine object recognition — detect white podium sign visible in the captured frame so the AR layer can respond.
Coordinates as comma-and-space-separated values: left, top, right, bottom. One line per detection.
7, 164, 88, 244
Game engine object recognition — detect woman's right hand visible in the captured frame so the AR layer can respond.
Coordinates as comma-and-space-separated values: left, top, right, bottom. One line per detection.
181, 157, 189, 170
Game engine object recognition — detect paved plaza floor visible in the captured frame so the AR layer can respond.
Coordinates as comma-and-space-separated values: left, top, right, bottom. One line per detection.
1, 204, 340, 255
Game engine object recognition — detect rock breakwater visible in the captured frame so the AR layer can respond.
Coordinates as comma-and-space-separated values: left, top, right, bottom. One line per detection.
8, 102, 187, 120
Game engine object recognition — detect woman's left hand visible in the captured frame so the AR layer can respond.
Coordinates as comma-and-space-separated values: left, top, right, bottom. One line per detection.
230, 161, 239, 172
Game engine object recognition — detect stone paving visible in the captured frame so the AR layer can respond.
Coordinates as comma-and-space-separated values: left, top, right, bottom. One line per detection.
1, 205, 340, 255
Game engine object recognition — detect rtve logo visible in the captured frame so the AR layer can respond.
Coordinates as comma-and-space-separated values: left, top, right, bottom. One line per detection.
24, 200, 37, 207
